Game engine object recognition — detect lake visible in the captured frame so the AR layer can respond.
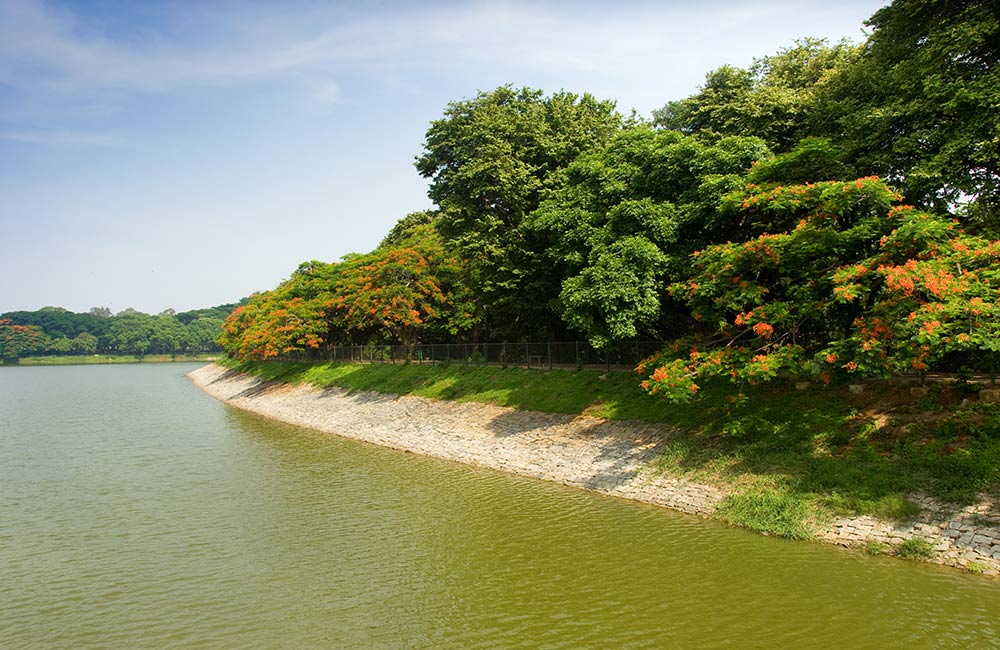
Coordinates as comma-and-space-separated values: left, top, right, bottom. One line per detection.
1, 363, 998, 648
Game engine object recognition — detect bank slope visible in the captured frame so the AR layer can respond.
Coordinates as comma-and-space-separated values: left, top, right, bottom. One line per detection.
190, 363, 1000, 576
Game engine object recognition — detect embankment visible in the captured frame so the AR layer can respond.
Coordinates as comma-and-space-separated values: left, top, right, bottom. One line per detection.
190, 363, 1000, 575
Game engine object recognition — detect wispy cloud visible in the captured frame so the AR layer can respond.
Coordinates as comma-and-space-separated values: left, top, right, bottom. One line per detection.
0, 0, 881, 127
0, 0, 866, 96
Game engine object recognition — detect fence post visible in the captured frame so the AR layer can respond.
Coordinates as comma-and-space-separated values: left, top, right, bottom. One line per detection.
606, 349, 611, 373
502, 342, 507, 369
547, 341, 552, 370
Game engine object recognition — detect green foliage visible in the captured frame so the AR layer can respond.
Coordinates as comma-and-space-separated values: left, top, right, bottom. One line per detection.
1, 305, 230, 357
415, 85, 625, 338
747, 137, 851, 185
713, 490, 813, 539
378, 210, 439, 250
823, 0, 1000, 219
863, 540, 888, 556
526, 126, 770, 346
896, 537, 935, 561
654, 38, 859, 151
558, 237, 667, 348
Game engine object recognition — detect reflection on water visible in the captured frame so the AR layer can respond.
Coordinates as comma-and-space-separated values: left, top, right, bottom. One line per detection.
1, 364, 998, 649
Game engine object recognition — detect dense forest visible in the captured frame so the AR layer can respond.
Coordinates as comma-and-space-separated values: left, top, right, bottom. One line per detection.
215, 0, 999, 400
0, 304, 236, 360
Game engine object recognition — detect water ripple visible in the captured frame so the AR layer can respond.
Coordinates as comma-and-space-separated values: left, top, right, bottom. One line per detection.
1, 364, 998, 649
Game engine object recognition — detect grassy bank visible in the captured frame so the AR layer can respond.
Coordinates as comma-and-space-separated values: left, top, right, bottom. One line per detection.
10, 354, 220, 366
222, 359, 1000, 539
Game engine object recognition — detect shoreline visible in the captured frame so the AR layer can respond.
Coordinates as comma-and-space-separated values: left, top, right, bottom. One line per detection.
189, 363, 1000, 576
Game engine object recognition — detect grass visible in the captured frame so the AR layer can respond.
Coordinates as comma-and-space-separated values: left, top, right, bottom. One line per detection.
714, 489, 814, 539
864, 540, 889, 556
896, 537, 935, 561
222, 358, 1000, 539
12, 354, 220, 366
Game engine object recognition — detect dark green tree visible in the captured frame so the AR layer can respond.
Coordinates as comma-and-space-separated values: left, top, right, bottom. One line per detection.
415, 85, 624, 339
821, 0, 1000, 224
525, 126, 771, 346
654, 38, 858, 151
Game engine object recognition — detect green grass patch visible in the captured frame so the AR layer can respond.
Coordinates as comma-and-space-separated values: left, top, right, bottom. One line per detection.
863, 540, 889, 556
896, 537, 935, 561
222, 359, 1000, 534
14, 354, 220, 366
714, 489, 813, 539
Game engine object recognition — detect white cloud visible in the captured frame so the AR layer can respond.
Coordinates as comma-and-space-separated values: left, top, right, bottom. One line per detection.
0, 0, 879, 98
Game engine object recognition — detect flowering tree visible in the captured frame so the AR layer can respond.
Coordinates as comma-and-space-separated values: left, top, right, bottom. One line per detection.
0, 319, 49, 361
330, 225, 475, 355
218, 225, 475, 361
639, 176, 1000, 401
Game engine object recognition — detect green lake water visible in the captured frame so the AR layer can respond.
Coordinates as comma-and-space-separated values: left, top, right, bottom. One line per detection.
1, 363, 998, 649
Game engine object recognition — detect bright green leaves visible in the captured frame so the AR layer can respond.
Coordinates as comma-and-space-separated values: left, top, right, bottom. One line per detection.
525, 127, 772, 347
560, 237, 667, 349
654, 39, 859, 151
415, 86, 624, 338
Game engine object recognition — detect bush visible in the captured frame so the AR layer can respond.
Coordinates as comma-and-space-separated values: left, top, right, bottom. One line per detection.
715, 489, 812, 539
896, 537, 935, 560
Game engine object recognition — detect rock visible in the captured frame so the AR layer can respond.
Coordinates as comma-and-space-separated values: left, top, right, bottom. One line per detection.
910, 386, 929, 398
848, 384, 865, 394
980, 389, 1000, 403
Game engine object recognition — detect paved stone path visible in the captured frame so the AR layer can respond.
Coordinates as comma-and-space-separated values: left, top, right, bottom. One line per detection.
190, 364, 999, 576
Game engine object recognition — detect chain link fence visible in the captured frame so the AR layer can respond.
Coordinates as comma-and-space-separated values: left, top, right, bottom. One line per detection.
276, 341, 665, 372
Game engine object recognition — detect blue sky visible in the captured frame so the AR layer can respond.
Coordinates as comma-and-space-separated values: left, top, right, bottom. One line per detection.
1, 0, 887, 314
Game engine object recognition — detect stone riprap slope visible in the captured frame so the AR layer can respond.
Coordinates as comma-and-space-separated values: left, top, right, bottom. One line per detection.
190, 364, 1000, 576
189, 364, 722, 516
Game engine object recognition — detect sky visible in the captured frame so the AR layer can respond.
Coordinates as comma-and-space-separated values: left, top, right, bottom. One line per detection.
1, 0, 888, 314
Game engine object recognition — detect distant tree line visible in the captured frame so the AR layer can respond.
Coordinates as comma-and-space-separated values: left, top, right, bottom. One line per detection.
220, 0, 1000, 400
0, 304, 237, 361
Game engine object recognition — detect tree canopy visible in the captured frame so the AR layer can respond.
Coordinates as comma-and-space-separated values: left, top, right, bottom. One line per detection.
0, 304, 233, 358
217, 0, 1000, 402
415, 85, 626, 339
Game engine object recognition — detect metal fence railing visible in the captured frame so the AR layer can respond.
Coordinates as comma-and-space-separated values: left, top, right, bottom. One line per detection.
275, 341, 666, 372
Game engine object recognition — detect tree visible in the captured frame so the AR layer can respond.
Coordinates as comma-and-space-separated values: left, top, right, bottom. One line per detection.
654, 39, 859, 151
107, 312, 155, 355
525, 126, 771, 346
820, 0, 1000, 223
72, 332, 98, 355
218, 225, 475, 361
331, 225, 474, 355
638, 171, 1000, 402
378, 210, 439, 250
219, 263, 338, 361
47, 337, 73, 354
0, 320, 49, 361
183, 317, 225, 353
415, 85, 624, 338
